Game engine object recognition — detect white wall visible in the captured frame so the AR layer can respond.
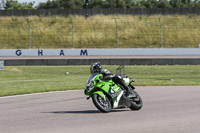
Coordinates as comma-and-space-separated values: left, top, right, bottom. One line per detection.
0, 48, 200, 57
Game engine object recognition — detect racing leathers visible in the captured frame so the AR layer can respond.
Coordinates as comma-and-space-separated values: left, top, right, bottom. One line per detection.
99, 69, 132, 96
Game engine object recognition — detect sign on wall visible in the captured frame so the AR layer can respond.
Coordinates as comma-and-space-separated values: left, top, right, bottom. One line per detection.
0, 48, 200, 57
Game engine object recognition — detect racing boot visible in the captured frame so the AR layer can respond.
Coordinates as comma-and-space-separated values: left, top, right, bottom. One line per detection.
113, 75, 136, 98
120, 80, 134, 97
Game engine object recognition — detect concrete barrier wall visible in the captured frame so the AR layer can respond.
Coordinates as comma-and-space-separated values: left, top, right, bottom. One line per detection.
4, 58, 200, 66
1, 48, 200, 57
1, 48, 200, 65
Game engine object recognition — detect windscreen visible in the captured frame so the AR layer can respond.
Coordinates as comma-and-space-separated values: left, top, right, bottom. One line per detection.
87, 73, 98, 83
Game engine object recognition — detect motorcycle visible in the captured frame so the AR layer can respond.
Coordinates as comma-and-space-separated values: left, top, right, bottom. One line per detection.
84, 73, 143, 113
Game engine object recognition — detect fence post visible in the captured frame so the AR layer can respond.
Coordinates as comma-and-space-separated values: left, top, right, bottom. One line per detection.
0, 60, 4, 70
28, 9, 30, 17
140, 8, 143, 15
158, 18, 163, 48
43, 9, 46, 16
85, 0, 89, 19
11, 10, 14, 17
115, 18, 118, 48
70, 17, 74, 48
124, 8, 126, 15
27, 18, 31, 49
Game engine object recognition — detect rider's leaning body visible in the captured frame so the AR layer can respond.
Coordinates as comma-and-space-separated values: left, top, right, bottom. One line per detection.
90, 62, 133, 96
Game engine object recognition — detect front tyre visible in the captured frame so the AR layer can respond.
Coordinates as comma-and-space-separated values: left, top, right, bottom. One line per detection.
92, 94, 112, 113
129, 91, 143, 110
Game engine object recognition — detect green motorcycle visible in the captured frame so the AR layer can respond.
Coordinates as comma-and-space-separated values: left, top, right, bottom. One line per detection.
84, 73, 143, 113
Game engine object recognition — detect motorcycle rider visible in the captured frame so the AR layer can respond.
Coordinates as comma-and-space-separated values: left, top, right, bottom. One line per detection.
90, 62, 133, 97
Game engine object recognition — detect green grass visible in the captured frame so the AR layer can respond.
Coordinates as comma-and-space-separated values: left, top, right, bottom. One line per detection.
0, 15, 200, 49
0, 65, 200, 97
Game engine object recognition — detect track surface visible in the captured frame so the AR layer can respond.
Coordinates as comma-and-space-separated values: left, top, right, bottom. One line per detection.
1, 86, 200, 133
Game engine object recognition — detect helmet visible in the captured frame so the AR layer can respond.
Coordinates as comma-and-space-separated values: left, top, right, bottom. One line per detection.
90, 62, 102, 74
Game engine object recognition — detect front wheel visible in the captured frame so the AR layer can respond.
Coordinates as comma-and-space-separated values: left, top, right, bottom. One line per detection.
92, 94, 112, 113
129, 91, 143, 110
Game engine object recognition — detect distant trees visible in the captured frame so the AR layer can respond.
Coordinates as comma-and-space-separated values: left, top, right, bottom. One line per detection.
37, 0, 60, 9
59, 0, 85, 9
5, 0, 200, 9
5, 0, 34, 10
37, 0, 85, 9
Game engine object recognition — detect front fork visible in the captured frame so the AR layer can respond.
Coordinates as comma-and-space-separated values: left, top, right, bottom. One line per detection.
86, 90, 106, 100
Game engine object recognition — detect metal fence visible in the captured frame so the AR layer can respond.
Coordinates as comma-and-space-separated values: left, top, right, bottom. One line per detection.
0, 16, 200, 49
0, 8, 200, 17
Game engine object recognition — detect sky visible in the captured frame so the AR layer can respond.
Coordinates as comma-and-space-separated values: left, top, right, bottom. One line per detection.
17, 0, 48, 7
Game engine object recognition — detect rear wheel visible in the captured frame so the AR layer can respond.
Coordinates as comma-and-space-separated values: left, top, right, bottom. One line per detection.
92, 94, 112, 113
129, 91, 143, 110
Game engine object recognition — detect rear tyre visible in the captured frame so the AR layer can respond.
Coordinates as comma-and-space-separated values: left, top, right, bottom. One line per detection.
129, 91, 143, 110
92, 94, 112, 113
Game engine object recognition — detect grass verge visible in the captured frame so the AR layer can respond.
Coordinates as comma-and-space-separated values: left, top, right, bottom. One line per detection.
0, 65, 200, 97
0, 15, 200, 49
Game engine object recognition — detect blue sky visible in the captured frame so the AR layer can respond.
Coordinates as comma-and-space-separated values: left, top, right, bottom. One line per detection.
17, 0, 48, 7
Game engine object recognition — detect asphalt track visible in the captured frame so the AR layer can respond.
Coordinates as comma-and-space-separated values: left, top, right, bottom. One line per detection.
1, 86, 200, 133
